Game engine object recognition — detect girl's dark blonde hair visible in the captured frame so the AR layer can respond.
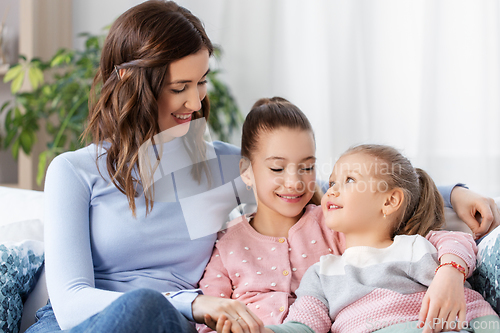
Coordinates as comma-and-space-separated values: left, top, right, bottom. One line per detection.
241, 97, 322, 206
83, 0, 213, 215
343, 144, 444, 236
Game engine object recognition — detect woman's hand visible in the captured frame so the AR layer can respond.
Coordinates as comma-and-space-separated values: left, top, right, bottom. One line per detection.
417, 255, 467, 332
192, 295, 264, 333
450, 186, 500, 240
209, 314, 273, 333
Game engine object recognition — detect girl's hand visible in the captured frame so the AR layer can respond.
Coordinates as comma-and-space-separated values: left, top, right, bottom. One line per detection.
192, 295, 264, 333
450, 186, 500, 239
417, 256, 467, 333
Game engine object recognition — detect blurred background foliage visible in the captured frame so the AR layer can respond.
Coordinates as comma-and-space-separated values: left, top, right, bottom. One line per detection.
1, 31, 242, 185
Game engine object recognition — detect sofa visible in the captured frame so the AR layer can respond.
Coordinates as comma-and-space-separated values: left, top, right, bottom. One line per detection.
0, 185, 499, 333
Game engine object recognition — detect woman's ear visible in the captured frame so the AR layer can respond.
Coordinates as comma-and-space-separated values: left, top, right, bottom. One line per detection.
239, 157, 253, 187
383, 188, 404, 217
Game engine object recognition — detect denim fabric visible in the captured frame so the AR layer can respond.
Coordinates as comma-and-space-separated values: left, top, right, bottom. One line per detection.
25, 289, 198, 333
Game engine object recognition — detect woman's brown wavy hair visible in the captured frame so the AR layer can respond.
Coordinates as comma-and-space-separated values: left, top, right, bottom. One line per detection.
83, 0, 213, 216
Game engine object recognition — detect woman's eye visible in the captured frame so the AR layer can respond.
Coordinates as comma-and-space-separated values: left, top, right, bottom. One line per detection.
346, 177, 355, 183
329, 181, 335, 188
198, 80, 208, 85
270, 168, 284, 172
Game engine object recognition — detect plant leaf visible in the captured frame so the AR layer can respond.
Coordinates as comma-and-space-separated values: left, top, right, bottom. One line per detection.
28, 67, 44, 90
3, 64, 24, 83
12, 139, 20, 159
19, 130, 34, 154
10, 72, 25, 94
37, 150, 49, 185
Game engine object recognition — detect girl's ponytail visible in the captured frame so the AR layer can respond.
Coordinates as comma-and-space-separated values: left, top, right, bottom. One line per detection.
396, 168, 445, 237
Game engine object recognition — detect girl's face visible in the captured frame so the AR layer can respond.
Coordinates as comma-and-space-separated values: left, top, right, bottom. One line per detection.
157, 48, 210, 134
321, 153, 388, 234
247, 128, 316, 219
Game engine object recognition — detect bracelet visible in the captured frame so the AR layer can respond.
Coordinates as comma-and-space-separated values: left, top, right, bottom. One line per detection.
434, 261, 466, 282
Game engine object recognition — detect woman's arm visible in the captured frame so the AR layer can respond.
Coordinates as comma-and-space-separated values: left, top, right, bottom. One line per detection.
44, 155, 123, 329
449, 186, 500, 239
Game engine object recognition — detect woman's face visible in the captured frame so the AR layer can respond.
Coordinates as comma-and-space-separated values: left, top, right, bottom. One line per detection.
157, 48, 210, 134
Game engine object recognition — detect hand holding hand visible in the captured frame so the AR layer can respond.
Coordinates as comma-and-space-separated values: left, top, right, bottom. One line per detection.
450, 186, 500, 240
192, 295, 264, 333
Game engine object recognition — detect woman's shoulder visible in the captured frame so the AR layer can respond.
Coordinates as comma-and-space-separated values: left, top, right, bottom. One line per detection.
46, 144, 109, 185
210, 141, 241, 156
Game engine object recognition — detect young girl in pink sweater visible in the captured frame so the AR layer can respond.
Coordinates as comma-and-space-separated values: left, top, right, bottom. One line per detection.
199, 99, 479, 333
265, 144, 499, 333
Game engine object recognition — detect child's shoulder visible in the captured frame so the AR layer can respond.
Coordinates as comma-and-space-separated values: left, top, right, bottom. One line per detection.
301, 204, 325, 223
313, 253, 344, 276
215, 214, 252, 242
301, 204, 335, 231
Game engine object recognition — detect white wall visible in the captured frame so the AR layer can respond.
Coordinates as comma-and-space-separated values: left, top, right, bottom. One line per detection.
71, 1, 500, 197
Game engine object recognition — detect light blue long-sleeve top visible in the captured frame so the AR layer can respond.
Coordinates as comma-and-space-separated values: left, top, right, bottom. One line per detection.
43, 136, 458, 330
44, 138, 249, 329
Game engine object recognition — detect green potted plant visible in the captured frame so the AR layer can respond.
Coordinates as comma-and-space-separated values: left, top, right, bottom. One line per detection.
1, 32, 243, 185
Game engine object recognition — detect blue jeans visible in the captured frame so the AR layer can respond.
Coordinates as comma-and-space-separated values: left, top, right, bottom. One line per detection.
25, 288, 198, 333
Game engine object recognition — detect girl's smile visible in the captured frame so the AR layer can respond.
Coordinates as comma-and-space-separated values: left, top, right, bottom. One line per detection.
276, 192, 305, 203
325, 202, 342, 210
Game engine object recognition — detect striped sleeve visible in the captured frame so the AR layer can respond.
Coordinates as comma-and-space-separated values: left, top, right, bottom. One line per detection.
282, 296, 331, 333
266, 321, 315, 333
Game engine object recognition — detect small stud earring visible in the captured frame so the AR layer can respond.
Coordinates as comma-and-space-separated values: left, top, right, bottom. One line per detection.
246, 185, 252, 191
383, 213, 386, 218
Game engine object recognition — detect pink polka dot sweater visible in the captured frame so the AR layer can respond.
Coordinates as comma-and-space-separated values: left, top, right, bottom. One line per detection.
197, 205, 479, 332
197, 205, 343, 331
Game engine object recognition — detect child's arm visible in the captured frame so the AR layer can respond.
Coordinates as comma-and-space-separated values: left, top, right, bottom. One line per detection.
197, 246, 238, 333
213, 315, 314, 333
425, 230, 477, 278
418, 230, 476, 333
266, 296, 330, 333
199, 247, 234, 298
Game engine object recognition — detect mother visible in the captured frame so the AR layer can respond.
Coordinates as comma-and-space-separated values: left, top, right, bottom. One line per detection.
27, 1, 499, 332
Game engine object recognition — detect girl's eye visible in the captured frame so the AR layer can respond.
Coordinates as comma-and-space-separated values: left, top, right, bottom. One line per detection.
171, 87, 186, 94
301, 166, 315, 172
346, 177, 355, 183
329, 181, 335, 188
270, 168, 284, 172
198, 80, 208, 86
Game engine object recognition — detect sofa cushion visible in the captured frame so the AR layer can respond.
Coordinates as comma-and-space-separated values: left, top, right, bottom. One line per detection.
0, 220, 44, 243
470, 225, 500, 315
0, 187, 44, 226
0, 240, 44, 333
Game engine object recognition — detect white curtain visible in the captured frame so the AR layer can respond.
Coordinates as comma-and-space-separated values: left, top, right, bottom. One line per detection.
176, 0, 500, 196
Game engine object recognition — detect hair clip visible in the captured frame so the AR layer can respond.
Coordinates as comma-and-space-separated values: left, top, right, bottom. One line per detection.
114, 65, 121, 80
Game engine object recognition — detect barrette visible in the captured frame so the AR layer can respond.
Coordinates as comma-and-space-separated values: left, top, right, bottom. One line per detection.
114, 65, 121, 80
